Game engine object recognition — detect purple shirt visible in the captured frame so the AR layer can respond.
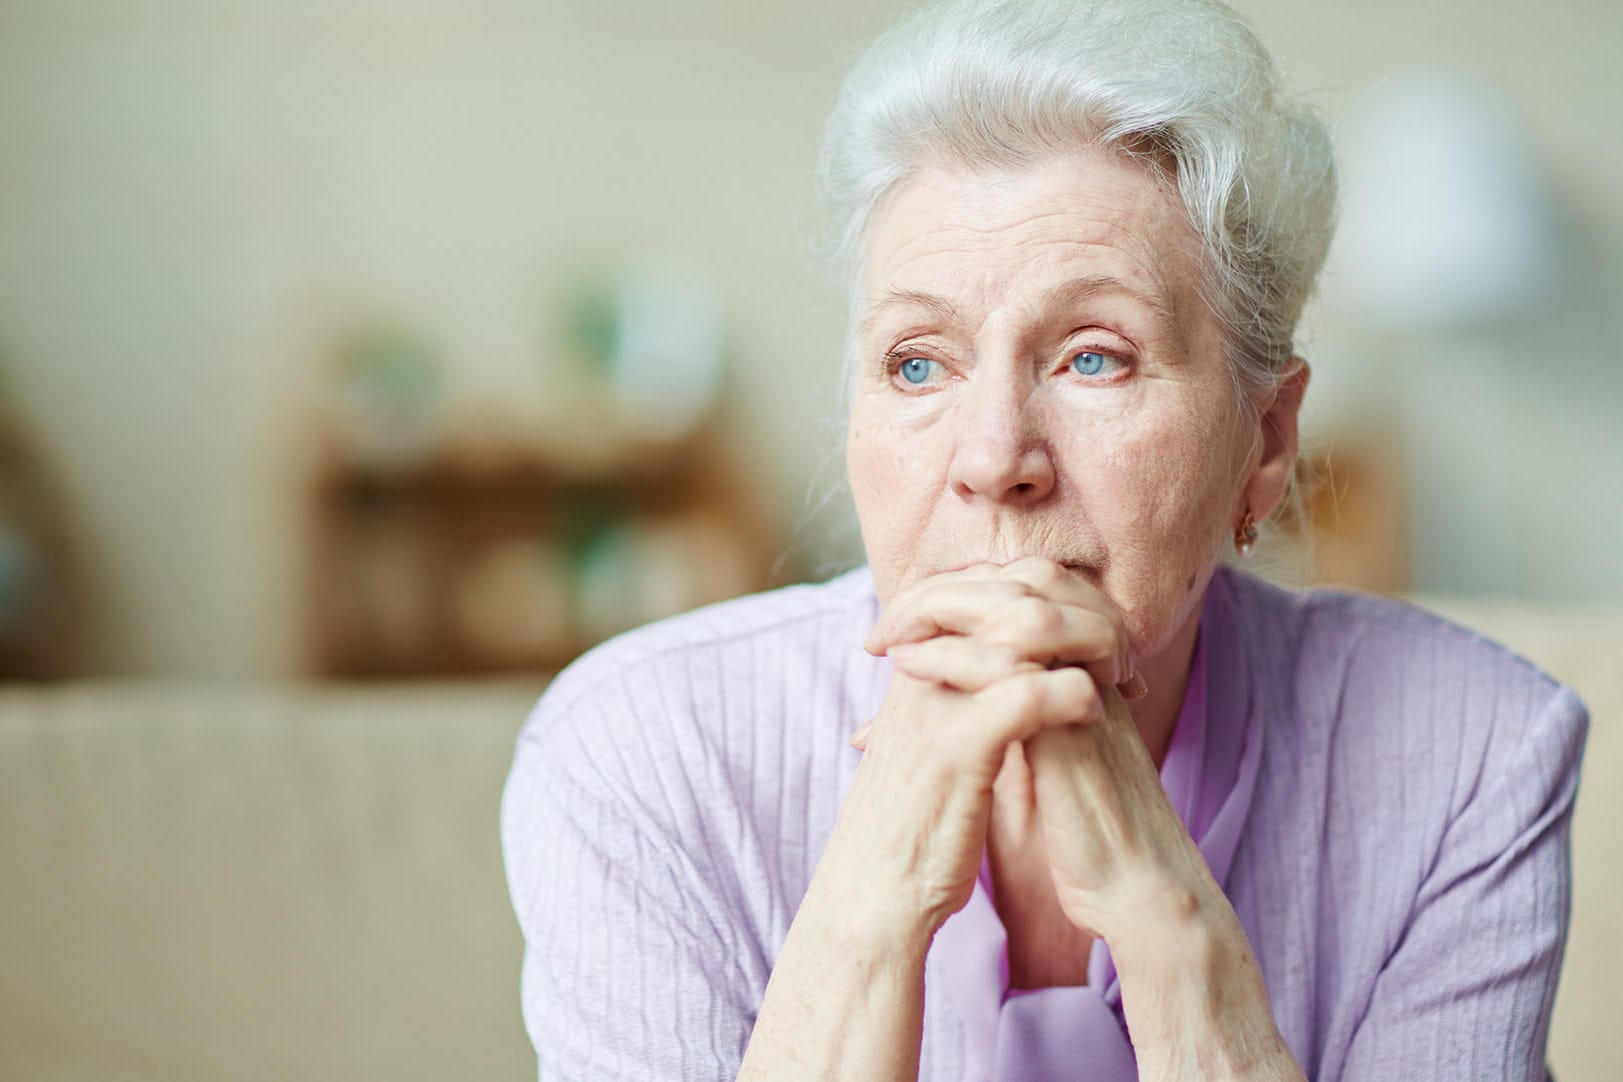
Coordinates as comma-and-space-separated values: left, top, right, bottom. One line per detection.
502, 566, 1587, 1080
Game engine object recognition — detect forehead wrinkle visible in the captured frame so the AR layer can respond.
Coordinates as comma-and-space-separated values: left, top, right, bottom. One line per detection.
860, 174, 1203, 350
869, 189, 1119, 283
991, 218, 1199, 354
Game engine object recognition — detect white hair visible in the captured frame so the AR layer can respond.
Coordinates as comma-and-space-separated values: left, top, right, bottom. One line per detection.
820, 0, 1338, 407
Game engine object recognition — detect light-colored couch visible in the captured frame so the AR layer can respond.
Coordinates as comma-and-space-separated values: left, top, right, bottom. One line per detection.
0, 601, 1617, 1081
0, 680, 545, 1082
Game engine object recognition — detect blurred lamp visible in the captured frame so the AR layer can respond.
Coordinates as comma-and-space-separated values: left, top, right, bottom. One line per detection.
1329, 71, 1569, 598
1336, 70, 1564, 328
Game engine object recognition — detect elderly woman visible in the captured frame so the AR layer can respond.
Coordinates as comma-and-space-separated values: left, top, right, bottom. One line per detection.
502, 0, 1588, 1078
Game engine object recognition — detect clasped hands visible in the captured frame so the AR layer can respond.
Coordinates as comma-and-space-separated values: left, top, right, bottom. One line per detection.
840, 557, 1218, 953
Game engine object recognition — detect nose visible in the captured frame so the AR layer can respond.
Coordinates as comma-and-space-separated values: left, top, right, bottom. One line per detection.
944, 373, 1057, 505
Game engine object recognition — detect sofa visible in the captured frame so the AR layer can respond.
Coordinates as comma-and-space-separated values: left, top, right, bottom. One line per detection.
0, 599, 1616, 1081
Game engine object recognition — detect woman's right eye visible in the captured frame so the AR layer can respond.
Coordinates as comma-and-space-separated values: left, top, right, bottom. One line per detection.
891, 356, 945, 387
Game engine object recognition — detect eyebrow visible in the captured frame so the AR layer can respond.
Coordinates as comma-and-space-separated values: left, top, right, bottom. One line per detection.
1041, 274, 1179, 337
860, 274, 1179, 342
857, 289, 964, 338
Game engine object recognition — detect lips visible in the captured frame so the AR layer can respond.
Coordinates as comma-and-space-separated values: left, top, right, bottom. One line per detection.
933, 557, 1100, 579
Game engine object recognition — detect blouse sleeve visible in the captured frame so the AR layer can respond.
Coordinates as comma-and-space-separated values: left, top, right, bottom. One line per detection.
500, 678, 760, 1081
1338, 684, 1589, 1080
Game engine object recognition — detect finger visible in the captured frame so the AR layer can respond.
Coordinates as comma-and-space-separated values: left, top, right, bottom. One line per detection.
976, 667, 1102, 745
1120, 671, 1149, 701
974, 596, 1127, 689
849, 720, 873, 751
869, 561, 1148, 699
874, 560, 1144, 695
994, 555, 1084, 597
887, 636, 1042, 691
994, 556, 1107, 610
870, 577, 1036, 652
865, 562, 1004, 652
986, 558, 1129, 684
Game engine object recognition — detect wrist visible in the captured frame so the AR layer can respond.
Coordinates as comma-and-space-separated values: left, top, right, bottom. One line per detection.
1110, 890, 1297, 1081
1060, 844, 1219, 947
743, 849, 931, 1082
1106, 875, 1223, 1015
810, 753, 983, 947
798, 824, 942, 966
795, 874, 936, 972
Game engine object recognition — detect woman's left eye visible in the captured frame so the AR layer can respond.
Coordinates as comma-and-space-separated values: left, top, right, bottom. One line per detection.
1069, 350, 1125, 377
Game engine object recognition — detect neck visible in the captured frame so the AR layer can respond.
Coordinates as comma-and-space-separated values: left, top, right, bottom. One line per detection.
1128, 597, 1205, 770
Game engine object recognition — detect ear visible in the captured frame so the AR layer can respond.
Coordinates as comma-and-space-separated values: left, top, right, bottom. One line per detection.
1240, 358, 1310, 523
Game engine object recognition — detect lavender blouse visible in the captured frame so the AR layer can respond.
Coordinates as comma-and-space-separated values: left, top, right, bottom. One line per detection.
502, 566, 1588, 1080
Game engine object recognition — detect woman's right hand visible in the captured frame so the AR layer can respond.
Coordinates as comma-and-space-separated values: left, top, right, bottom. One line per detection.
816, 630, 1100, 944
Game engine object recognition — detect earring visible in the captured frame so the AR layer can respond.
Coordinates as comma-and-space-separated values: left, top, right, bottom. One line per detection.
1235, 509, 1258, 558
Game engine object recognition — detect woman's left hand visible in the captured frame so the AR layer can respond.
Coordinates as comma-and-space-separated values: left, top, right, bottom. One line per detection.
862, 556, 1221, 944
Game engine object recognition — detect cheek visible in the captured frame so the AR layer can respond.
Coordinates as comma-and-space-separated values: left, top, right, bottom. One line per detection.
847, 402, 911, 516
846, 403, 942, 598
1077, 402, 1240, 647
1089, 405, 1232, 535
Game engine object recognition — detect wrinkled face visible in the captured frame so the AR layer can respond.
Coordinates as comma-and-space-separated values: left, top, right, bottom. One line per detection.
846, 149, 1260, 662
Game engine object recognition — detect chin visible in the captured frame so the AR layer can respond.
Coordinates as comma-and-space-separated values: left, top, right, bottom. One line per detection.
1116, 577, 1212, 664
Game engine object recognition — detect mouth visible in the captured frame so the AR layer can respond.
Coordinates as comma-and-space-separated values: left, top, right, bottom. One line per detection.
934, 557, 1101, 580
1061, 561, 1103, 583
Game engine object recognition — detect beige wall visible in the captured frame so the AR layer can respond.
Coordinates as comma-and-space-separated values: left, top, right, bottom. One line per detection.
0, 0, 1619, 676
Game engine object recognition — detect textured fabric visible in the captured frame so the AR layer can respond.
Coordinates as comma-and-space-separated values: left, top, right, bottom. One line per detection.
500, 566, 1589, 1081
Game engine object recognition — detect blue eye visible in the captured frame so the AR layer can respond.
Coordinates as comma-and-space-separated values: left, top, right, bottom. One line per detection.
897, 357, 941, 385
1071, 350, 1118, 377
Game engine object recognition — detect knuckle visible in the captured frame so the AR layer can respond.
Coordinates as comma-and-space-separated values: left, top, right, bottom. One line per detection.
1063, 670, 1101, 718
991, 579, 1037, 605
1013, 554, 1065, 585
995, 674, 1044, 717
1084, 610, 1120, 653
984, 643, 1025, 675
889, 581, 924, 611
1011, 596, 1062, 638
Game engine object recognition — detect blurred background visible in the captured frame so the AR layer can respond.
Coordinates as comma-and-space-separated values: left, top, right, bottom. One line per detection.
0, 1, 1618, 1079
0, 0, 1619, 680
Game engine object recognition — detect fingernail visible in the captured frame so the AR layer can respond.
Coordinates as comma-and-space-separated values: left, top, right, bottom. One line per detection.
849, 721, 873, 750
863, 626, 882, 654
1122, 672, 1149, 700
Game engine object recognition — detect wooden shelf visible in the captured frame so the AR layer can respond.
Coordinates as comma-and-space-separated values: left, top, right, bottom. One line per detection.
304, 429, 777, 677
